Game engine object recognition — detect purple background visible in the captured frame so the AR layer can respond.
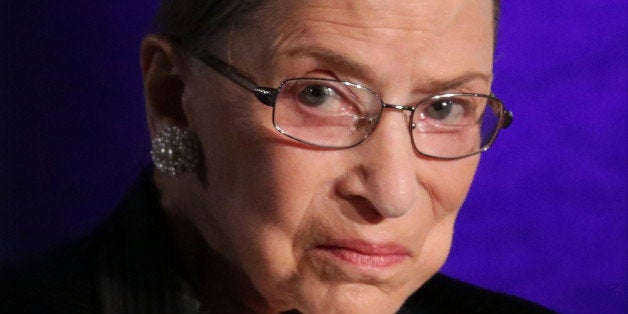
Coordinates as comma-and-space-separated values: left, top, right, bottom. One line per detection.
1, 1, 626, 313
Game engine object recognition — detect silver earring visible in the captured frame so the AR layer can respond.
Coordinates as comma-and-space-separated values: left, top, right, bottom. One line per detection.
150, 126, 199, 176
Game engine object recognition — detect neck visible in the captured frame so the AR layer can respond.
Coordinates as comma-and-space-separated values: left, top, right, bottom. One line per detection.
165, 211, 277, 313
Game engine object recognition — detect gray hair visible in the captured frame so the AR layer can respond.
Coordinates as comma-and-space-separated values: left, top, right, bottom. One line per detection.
155, 0, 265, 50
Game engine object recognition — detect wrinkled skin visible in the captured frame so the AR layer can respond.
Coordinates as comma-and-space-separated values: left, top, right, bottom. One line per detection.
142, 0, 495, 313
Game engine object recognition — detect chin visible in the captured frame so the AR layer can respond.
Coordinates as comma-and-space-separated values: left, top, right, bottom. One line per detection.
286, 281, 417, 314
260, 259, 427, 314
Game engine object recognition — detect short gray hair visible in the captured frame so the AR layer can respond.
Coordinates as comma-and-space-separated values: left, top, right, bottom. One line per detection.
155, 0, 265, 50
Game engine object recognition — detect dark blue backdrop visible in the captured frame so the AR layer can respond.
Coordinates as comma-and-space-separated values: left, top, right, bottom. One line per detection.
1, 2, 626, 313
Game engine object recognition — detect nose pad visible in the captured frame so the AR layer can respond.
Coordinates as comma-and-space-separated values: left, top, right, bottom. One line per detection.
381, 103, 415, 131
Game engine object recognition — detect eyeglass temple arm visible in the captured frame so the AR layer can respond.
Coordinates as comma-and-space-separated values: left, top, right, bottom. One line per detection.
503, 109, 513, 129
489, 93, 513, 129
196, 51, 278, 106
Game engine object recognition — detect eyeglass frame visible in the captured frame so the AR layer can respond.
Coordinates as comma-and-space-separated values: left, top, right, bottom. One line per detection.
194, 50, 513, 160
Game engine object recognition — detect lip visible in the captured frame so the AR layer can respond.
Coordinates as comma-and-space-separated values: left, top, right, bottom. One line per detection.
314, 240, 411, 269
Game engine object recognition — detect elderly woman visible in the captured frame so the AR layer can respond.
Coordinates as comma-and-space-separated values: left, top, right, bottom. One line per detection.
2, 0, 553, 313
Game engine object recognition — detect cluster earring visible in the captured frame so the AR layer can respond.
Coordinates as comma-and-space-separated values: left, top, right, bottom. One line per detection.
150, 126, 199, 177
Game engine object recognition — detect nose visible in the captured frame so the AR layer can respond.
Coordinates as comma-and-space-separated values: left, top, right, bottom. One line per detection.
340, 110, 418, 219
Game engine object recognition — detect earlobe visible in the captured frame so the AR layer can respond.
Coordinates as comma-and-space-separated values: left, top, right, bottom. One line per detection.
141, 34, 188, 137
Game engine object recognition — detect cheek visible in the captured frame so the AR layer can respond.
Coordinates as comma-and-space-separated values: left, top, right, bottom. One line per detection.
183, 67, 336, 298
422, 156, 480, 215
406, 156, 479, 274
412, 210, 458, 286
198, 102, 335, 276
183, 76, 297, 259
218, 147, 342, 307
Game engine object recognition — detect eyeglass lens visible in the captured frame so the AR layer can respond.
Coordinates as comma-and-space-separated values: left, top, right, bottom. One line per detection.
272, 78, 504, 158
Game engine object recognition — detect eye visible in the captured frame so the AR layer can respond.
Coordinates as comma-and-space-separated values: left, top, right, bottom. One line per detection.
424, 99, 467, 123
298, 84, 339, 108
283, 79, 376, 117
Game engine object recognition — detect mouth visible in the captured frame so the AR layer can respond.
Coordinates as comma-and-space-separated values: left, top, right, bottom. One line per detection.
313, 240, 411, 269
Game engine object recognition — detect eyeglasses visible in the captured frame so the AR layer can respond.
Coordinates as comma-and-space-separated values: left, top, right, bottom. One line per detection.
195, 51, 513, 159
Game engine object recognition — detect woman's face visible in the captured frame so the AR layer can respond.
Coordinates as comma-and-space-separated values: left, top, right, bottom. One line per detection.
174, 0, 494, 312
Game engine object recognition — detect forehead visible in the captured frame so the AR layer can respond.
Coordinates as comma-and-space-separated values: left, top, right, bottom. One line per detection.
264, 1, 493, 47
287, 0, 481, 36
233, 0, 494, 92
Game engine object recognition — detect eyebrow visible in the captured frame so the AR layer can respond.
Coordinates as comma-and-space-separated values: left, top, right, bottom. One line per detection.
280, 45, 376, 82
423, 72, 493, 93
279, 45, 493, 93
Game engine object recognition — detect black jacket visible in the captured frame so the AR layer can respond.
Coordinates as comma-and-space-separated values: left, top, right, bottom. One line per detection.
1, 170, 553, 314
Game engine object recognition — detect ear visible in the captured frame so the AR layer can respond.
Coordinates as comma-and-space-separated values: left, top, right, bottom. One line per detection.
141, 34, 189, 138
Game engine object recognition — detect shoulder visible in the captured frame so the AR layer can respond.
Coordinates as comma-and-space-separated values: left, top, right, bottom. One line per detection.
0, 169, 192, 314
0, 169, 157, 314
0, 239, 98, 314
400, 274, 555, 314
